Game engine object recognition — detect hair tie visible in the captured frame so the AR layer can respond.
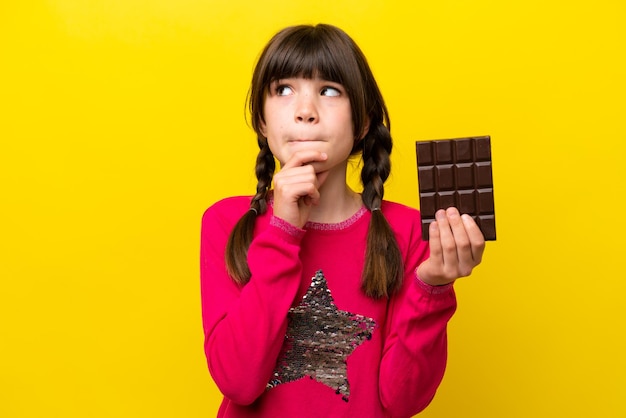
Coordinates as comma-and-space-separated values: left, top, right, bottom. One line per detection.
249, 207, 258, 215
371, 207, 381, 212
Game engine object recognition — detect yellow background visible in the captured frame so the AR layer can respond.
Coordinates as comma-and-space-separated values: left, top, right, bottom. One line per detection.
1, 1, 625, 417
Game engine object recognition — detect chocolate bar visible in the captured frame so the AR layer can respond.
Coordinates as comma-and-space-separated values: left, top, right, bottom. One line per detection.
416, 136, 496, 241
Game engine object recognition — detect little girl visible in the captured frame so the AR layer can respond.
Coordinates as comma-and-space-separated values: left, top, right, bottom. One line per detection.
201, 24, 485, 417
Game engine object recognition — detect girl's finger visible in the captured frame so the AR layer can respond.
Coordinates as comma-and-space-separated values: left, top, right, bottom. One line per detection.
274, 169, 316, 186
446, 208, 473, 276
281, 150, 328, 169
435, 209, 457, 272
462, 214, 485, 264
428, 219, 442, 264
277, 180, 320, 203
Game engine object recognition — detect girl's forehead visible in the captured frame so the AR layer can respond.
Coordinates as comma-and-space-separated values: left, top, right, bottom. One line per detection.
270, 74, 339, 83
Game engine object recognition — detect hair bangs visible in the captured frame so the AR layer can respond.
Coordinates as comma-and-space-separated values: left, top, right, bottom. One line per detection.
263, 30, 348, 86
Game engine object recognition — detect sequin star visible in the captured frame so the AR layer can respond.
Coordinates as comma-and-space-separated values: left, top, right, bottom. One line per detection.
267, 270, 376, 401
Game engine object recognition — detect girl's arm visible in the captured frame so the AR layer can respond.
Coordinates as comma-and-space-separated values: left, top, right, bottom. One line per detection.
379, 275, 456, 416
378, 212, 458, 416
200, 199, 304, 405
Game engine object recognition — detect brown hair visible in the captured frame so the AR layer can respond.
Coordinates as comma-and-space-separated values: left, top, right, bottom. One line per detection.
225, 24, 403, 298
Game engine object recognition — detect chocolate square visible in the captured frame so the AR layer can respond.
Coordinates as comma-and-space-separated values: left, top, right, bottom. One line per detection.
416, 136, 496, 241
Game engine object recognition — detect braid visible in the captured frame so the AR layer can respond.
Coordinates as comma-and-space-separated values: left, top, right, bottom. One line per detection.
225, 137, 275, 284
251, 138, 275, 213
360, 124, 403, 298
361, 124, 391, 209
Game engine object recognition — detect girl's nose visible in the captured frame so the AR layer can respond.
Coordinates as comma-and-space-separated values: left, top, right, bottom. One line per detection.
294, 94, 318, 123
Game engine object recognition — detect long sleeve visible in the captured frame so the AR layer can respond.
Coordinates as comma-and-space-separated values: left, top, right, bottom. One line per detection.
378, 207, 457, 417
200, 197, 305, 405
201, 199, 459, 417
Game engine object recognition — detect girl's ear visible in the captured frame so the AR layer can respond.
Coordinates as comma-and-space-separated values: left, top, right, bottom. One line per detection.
259, 120, 267, 137
359, 118, 371, 140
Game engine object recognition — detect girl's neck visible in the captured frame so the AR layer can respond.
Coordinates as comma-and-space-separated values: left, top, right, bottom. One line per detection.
306, 166, 363, 224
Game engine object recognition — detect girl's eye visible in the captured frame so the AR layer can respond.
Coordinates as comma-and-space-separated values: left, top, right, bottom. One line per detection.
321, 87, 341, 97
275, 85, 293, 96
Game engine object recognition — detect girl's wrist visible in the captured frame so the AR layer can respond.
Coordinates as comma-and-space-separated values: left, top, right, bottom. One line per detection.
414, 270, 455, 294
415, 268, 456, 287
270, 215, 305, 237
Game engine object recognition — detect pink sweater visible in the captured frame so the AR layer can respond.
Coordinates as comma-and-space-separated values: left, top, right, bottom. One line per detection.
200, 196, 457, 417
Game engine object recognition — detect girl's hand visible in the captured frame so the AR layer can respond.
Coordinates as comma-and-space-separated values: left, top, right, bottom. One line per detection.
417, 207, 485, 286
272, 150, 329, 229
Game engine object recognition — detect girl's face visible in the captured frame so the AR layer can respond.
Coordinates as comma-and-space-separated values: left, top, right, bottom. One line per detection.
260, 77, 358, 173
